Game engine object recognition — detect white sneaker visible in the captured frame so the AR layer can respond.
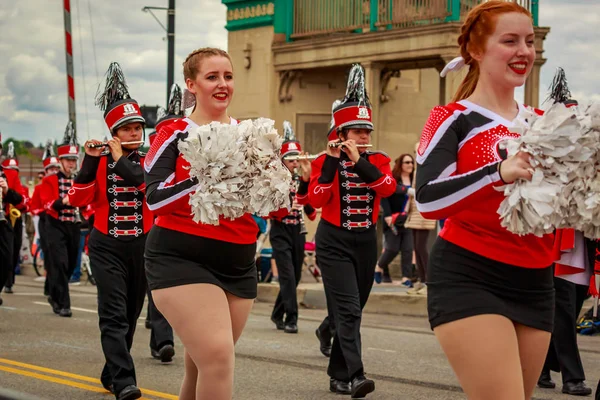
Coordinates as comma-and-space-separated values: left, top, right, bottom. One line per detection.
407, 282, 424, 295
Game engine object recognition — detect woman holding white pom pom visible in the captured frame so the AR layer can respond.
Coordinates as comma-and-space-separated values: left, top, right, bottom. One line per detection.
143, 47, 287, 400
416, 2, 555, 400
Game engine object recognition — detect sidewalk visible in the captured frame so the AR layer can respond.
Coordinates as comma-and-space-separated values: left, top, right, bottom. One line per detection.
257, 281, 428, 317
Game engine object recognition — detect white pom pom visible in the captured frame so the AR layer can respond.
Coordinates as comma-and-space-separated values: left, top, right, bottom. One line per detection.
178, 118, 292, 225
498, 101, 600, 238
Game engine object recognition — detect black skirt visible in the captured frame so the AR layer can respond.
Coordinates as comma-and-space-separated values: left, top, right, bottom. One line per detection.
145, 226, 257, 299
428, 237, 555, 332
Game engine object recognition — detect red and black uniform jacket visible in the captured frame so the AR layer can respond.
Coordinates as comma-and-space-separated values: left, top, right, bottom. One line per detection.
309, 151, 395, 230
29, 183, 44, 216
69, 151, 152, 239
144, 118, 289, 245
0, 166, 25, 215
39, 171, 77, 222
415, 101, 553, 268
272, 178, 317, 225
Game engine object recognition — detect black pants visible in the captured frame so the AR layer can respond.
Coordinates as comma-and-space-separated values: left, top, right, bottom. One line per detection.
270, 221, 305, 325
413, 229, 431, 283
378, 227, 413, 278
543, 277, 589, 383
37, 215, 51, 296
6, 217, 23, 288
0, 222, 14, 294
147, 289, 174, 351
89, 229, 147, 394
44, 217, 80, 309
316, 220, 377, 382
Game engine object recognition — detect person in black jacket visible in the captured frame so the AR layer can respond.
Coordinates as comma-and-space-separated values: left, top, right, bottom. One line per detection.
375, 154, 415, 286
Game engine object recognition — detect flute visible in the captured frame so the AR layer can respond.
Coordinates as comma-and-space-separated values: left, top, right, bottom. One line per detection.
328, 143, 373, 148
86, 140, 145, 148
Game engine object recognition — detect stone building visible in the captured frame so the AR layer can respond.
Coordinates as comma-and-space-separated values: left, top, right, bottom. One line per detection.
222, 0, 547, 158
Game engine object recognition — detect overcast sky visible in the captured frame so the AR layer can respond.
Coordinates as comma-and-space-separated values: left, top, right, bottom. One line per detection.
1, 1, 598, 147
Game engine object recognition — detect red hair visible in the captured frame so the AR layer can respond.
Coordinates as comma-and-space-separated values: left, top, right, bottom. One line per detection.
453, 1, 532, 102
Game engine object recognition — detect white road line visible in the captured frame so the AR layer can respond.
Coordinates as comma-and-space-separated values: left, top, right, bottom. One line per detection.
0, 306, 17, 310
33, 301, 147, 320
367, 347, 396, 353
15, 292, 95, 298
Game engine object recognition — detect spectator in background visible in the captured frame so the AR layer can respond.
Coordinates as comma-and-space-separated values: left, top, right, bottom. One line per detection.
406, 142, 436, 295
375, 154, 414, 286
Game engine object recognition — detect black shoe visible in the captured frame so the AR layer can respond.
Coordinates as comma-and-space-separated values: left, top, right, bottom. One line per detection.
284, 323, 298, 334
271, 316, 284, 330
329, 379, 351, 395
47, 297, 60, 314
315, 329, 331, 357
0, 296, 3, 306
116, 385, 142, 400
145, 319, 151, 330
59, 308, 72, 317
562, 381, 592, 396
157, 344, 175, 363
4, 287, 13, 294
538, 369, 555, 389
351, 376, 375, 399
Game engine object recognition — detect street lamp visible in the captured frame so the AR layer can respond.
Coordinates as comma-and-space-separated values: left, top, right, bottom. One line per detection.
142, 1, 175, 105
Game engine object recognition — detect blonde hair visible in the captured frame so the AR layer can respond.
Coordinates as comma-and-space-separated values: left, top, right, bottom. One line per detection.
183, 47, 232, 81
452, 1, 531, 102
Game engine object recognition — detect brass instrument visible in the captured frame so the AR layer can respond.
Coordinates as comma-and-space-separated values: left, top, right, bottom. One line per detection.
87, 140, 144, 149
293, 168, 308, 235
9, 205, 21, 227
0, 190, 7, 224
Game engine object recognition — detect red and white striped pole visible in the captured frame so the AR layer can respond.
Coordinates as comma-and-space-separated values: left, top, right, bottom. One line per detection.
63, 0, 77, 131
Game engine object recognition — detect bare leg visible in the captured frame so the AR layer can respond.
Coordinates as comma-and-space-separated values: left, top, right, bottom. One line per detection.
153, 284, 235, 400
179, 349, 198, 400
514, 323, 551, 399
434, 314, 525, 400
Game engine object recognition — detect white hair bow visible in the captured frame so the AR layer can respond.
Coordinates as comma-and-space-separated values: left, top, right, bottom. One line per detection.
440, 56, 467, 78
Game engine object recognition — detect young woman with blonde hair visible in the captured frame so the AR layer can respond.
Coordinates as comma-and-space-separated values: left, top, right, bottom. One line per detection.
144, 47, 285, 400
416, 3, 555, 399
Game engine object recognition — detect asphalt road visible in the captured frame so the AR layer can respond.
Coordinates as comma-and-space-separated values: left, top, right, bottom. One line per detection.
0, 276, 599, 400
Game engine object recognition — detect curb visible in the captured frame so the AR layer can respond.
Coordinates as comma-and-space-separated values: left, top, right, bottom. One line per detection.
257, 283, 427, 317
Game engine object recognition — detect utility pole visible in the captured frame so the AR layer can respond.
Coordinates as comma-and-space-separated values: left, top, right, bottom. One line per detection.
142, 1, 176, 105
167, 0, 175, 104
63, 0, 77, 131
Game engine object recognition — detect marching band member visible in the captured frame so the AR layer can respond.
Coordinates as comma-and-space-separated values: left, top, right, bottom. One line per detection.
30, 142, 61, 297
315, 101, 341, 358
69, 62, 151, 400
269, 121, 316, 334
145, 84, 182, 364
0, 135, 25, 306
144, 47, 288, 400
39, 124, 81, 318
416, 3, 555, 399
309, 64, 395, 398
1, 142, 29, 294
538, 229, 593, 395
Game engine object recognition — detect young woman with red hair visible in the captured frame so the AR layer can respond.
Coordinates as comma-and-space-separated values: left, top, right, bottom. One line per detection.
416, 2, 554, 399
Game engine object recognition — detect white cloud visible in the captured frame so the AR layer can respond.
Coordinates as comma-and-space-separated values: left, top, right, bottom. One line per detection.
0, 0, 228, 145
